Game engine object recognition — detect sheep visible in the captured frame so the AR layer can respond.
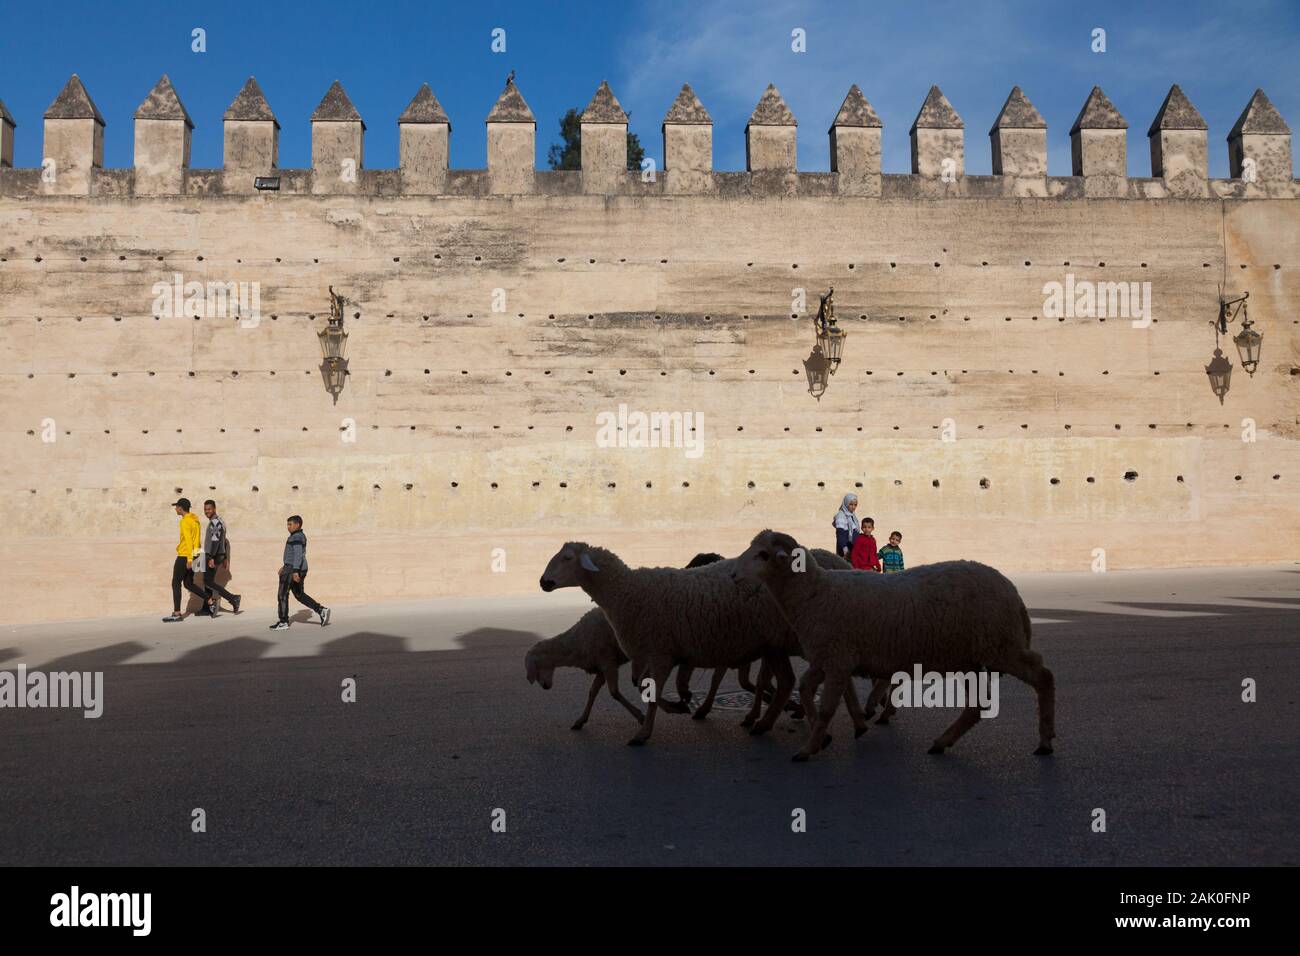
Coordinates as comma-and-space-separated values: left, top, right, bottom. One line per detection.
538, 543, 873, 746
734, 529, 1056, 761
525, 551, 729, 729
525, 610, 646, 729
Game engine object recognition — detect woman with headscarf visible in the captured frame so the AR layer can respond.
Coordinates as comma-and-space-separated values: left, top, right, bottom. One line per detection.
833, 493, 860, 559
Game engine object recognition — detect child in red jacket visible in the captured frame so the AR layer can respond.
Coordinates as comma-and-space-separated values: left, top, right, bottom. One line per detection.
850, 517, 882, 572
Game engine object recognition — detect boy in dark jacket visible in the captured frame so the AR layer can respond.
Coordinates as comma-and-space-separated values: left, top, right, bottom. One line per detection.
270, 515, 330, 629
850, 517, 881, 572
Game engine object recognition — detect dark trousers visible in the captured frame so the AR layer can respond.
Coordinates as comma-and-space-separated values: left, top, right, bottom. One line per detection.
278, 568, 322, 622
172, 556, 207, 613
204, 558, 238, 606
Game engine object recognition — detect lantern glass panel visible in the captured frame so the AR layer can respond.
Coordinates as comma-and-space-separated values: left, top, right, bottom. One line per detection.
822, 328, 846, 367
319, 324, 349, 361
1232, 325, 1261, 374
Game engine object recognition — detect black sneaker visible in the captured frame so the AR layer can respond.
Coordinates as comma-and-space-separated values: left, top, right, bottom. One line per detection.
209, 604, 221, 618
319, 607, 331, 627
269, 621, 290, 631
162, 613, 183, 623
231, 594, 242, 615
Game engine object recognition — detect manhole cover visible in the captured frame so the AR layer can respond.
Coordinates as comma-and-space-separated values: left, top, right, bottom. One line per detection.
699, 690, 818, 713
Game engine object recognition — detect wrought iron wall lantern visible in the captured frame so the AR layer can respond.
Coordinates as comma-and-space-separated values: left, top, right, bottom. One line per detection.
319, 286, 350, 404
1206, 288, 1263, 403
814, 287, 846, 371
804, 288, 846, 399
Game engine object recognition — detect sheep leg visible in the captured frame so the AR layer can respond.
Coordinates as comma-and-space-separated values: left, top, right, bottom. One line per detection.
736, 660, 756, 693
741, 659, 769, 728
628, 658, 672, 746
794, 670, 844, 761
865, 677, 898, 724
842, 682, 870, 738
796, 667, 824, 723
691, 667, 729, 721
603, 664, 645, 724
572, 672, 606, 730
659, 665, 691, 715
927, 706, 983, 754
1004, 651, 1057, 755
751, 663, 792, 713
750, 653, 795, 736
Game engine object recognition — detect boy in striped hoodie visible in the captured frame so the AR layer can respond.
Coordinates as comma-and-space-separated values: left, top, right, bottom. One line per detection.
270, 515, 330, 629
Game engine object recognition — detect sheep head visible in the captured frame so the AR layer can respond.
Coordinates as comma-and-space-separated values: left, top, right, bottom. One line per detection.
524, 644, 555, 689
539, 541, 601, 592
735, 529, 805, 586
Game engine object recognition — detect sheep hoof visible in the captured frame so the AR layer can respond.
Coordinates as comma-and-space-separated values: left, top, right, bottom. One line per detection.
660, 700, 689, 715
927, 743, 946, 755
875, 715, 891, 726
748, 724, 769, 737
792, 752, 810, 763
739, 715, 757, 728
626, 737, 647, 747
570, 721, 586, 731
1033, 744, 1054, 756
821, 733, 833, 749
691, 710, 709, 721
854, 725, 868, 739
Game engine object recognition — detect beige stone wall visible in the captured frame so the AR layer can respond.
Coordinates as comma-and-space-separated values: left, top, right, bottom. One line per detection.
0, 185, 1297, 625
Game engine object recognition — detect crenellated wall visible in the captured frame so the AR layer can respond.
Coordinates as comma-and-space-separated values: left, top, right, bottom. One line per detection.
0, 75, 1297, 625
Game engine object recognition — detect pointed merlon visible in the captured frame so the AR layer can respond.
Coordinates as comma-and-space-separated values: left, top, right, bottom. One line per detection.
224, 77, 280, 128
0, 99, 16, 128
486, 79, 535, 123
134, 74, 194, 129
581, 80, 628, 124
312, 80, 365, 129
910, 85, 962, 132
748, 84, 796, 126
1229, 88, 1290, 137
1148, 84, 1207, 135
663, 83, 712, 125
1070, 86, 1127, 133
830, 84, 882, 130
45, 74, 105, 125
399, 83, 450, 127
989, 86, 1046, 134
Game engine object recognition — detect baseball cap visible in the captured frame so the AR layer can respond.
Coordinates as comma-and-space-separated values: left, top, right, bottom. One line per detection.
171, 497, 191, 510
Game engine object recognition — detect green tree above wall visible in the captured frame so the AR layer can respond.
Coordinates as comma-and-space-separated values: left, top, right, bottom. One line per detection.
547, 108, 645, 171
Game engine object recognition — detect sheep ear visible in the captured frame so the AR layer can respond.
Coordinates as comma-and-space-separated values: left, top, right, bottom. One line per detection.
579, 552, 601, 573
774, 548, 789, 560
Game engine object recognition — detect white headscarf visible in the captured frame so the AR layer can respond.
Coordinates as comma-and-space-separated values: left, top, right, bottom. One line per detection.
833, 493, 859, 533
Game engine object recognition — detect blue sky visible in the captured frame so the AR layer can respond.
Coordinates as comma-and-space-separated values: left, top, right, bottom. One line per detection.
1, 0, 1297, 177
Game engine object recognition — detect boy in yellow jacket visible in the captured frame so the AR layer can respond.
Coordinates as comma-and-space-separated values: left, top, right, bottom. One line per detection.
162, 498, 209, 622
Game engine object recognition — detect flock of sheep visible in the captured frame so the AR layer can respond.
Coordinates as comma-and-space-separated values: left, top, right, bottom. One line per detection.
530, 530, 1056, 761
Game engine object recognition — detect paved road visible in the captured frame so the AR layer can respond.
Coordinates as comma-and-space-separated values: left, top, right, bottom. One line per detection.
0, 566, 1296, 865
